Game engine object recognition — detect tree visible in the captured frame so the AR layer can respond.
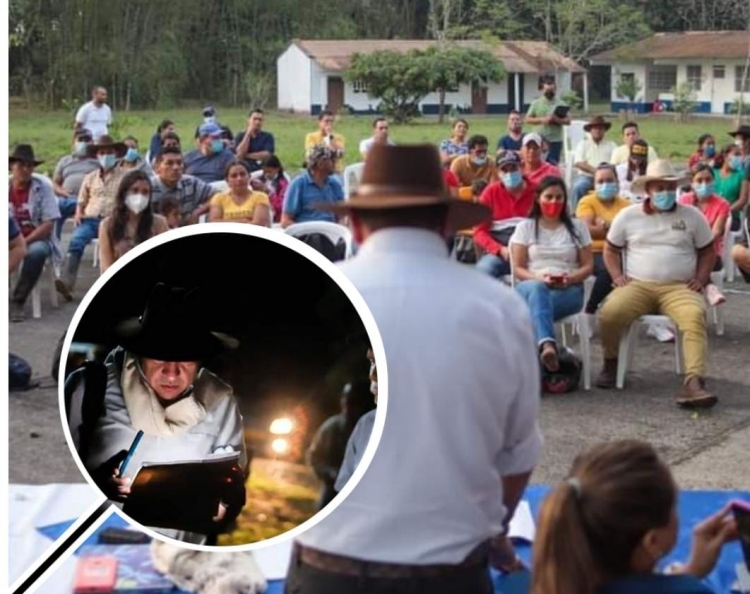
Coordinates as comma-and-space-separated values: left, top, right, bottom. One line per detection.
672, 81, 697, 122
346, 50, 433, 124
615, 73, 643, 116
421, 44, 505, 123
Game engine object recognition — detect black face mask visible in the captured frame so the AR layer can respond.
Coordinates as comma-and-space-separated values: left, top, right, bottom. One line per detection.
544, 90, 555, 99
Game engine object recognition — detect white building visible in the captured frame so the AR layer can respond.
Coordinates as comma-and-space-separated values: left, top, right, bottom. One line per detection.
277, 39, 585, 116
590, 31, 750, 115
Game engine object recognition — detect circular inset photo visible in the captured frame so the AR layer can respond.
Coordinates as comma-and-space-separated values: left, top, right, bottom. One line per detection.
59, 225, 386, 549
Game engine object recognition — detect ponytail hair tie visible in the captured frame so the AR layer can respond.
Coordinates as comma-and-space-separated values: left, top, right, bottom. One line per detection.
567, 477, 582, 497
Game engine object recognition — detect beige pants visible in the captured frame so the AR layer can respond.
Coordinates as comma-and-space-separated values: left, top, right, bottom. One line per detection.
600, 281, 708, 378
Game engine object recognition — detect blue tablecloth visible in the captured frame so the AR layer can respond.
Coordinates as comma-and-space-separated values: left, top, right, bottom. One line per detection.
39, 486, 749, 594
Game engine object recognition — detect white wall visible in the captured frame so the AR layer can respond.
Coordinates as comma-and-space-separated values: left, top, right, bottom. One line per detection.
343, 82, 380, 111
310, 61, 328, 108
277, 44, 312, 112
421, 86, 472, 109
487, 80, 509, 105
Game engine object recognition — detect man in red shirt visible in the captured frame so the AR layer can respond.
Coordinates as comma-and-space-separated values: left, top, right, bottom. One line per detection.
474, 152, 536, 279
8, 144, 61, 321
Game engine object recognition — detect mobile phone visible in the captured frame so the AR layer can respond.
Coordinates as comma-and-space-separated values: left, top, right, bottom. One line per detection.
549, 275, 566, 283
73, 556, 118, 593
732, 500, 750, 571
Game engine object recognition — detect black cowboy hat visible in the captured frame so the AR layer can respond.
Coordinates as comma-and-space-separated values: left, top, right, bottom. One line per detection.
728, 125, 750, 138
114, 284, 239, 362
9, 144, 44, 166
86, 134, 128, 159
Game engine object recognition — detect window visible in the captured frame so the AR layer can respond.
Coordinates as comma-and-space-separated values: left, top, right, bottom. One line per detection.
713, 65, 725, 79
736, 65, 750, 93
647, 68, 677, 93
352, 79, 368, 94
687, 65, 702, 91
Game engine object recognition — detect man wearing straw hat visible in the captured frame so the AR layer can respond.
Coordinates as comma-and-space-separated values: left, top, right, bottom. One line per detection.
285, 145, 542, 594
596, 159, 718, 408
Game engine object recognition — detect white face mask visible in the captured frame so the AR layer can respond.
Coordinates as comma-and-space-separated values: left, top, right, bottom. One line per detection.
125, 193, 150, 214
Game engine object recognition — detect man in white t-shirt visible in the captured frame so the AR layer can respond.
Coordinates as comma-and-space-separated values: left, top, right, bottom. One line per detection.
286, 145, 542, 594
359, 117, 395, 159
74, 86, 112, 142
596, 160, 717, 408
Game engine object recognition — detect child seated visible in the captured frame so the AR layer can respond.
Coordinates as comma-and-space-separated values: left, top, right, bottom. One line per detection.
159, 196, 181, 229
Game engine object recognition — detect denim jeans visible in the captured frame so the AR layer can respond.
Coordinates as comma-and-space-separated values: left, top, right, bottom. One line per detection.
56, 196, 78, 239
547, 141, 563, 165
12, 240, 52, 304
476, 254, 512, 279
515, 280, 584, 345
586, 253, 612, 313
68, 218, 101, 258
571, 175, 594, 208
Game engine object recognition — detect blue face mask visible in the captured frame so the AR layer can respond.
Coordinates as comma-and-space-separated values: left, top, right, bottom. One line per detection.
98, 154, 116, 170
693, 182, 713, 200
124, 147, 139, 162
502, 171, 522, 188
211, 139, 224, 154
704, 145, 716, 158
652, 190, 677, 211
596, 182, 617, 200
729, 155, 744, 171
75, 141, 88, 156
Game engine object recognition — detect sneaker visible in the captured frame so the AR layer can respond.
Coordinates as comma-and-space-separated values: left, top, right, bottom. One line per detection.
646, 323, 675, 343
705, 283, 726, 306
10, 302, 25, 323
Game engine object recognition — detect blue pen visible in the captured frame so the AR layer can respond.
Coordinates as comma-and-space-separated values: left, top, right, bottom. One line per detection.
119, 430, 144, 475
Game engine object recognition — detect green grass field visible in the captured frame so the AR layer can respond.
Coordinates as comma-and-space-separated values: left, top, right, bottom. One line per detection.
8, 106, 747, 177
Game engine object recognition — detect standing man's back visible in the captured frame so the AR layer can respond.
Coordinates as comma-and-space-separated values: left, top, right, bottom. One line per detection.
286, 145, 542, 594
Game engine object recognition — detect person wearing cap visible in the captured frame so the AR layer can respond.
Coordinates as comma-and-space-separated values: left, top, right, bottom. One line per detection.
306, 380, 374, 511
571, 116, 617, 206
193, 105, 220, 139
474, 151, 536, 280
183, 122, 235, 184
234, 108, 275, 172
286, 144, 542, 593
520, 132, 561, 187
597, 160, 718, 408
56, 135, 128, 301
496, 110, 525, 156
52, 130, 99, 238
525, 76, 570, 165
281, 144, 343, 227
305, 110, 346, 174
576, 163, 631, 314
74, 86, 112, 142
8, 144, 62, 322
609, 122, 659, 166
66, 283, 248, 544
615, 138, 650, 202
450, 134, 497, 186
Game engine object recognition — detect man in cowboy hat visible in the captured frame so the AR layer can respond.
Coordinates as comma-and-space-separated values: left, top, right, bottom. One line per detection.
285, 145, 542, 594
597, 159, 718, 408
56, 135, 128, 300
66, 283, 247, 544
8, 144, 62, 322
281, 144, 344, 227
571, 115, 617, 207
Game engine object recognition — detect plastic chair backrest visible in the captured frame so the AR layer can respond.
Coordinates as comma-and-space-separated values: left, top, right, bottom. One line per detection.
343, 163, 365, 200
565, 120, 588, 157
210, 180, 228, 193
284, 221, 353, 259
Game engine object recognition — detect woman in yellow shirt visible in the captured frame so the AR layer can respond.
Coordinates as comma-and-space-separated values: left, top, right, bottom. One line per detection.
575, 163, 631, 313
209, 159, 271, 226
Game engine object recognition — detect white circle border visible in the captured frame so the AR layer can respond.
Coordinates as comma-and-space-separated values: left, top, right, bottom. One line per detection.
57, 222, 389, 553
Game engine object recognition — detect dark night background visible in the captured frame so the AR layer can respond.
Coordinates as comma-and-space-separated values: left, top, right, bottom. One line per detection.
68, 232, 375, 459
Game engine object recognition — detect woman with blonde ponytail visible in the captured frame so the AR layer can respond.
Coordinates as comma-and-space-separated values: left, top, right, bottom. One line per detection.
531, 440, 738, 594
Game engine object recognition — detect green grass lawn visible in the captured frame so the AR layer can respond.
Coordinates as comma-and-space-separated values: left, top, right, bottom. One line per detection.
8, 106, 745, 178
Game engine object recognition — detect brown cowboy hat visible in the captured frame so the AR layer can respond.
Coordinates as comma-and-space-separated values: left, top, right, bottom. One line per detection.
314, 144, 490, 231
9, 144, 44, 166
583, 115, 612, 132
86, 134, 127, 158
728, 124, 750, 138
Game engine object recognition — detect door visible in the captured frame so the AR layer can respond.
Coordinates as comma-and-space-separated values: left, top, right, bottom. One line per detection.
327, 77, 345, 113
471, 81, 488, 114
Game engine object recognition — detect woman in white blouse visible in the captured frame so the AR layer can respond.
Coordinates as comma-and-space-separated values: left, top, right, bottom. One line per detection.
510, 176, 593, 372
615, 138, 649, 202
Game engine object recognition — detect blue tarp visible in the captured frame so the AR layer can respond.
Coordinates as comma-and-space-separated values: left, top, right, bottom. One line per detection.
38, 486, 749, 594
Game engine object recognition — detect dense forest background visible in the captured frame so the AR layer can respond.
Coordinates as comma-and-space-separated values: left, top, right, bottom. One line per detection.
8, 0, 750, 110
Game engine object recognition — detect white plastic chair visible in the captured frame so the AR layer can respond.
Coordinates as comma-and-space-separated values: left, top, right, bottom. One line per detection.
724, 217, 745, 282
284, 221, 354, 259
616, 315, 684, 389
509, 243, 594, 390
709, 270, 725, 336
343, 163, 365, 200
91, 239, 100, 268
13, 257, 59, 319
210, 180, 229, 193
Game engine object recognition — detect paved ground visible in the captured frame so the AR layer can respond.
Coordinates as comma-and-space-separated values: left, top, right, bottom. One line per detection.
9, 229, 750, 490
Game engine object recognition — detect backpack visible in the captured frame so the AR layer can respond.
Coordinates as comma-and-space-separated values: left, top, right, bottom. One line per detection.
452, 233, 477, 264
9, 353, 33, 391
541, 347, 582, 394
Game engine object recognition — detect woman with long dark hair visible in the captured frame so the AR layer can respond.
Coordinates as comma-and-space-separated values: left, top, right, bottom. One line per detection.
509, 176, 593, 372
714, 143, 747, 231
98, 170, 168, 272
532, 440, 738, 594
209, 159, 271, 225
